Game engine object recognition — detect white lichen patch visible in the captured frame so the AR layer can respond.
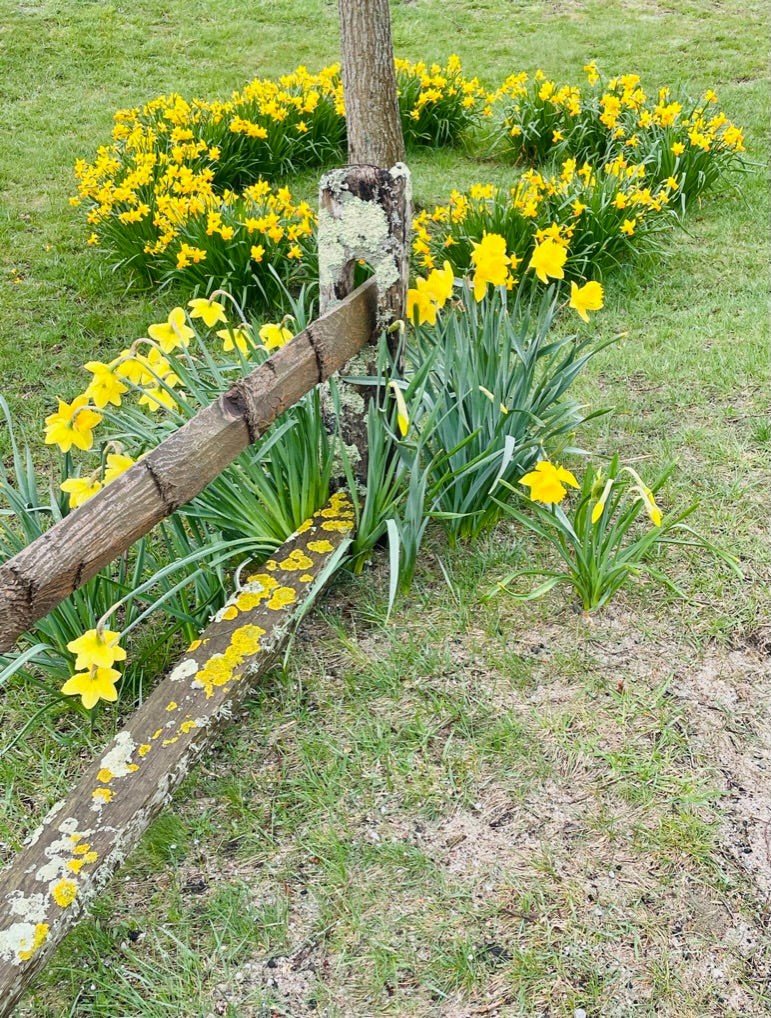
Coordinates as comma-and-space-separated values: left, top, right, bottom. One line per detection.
318, 174, 404, 305
24, 799, 65, 848
0, 922, 40, 964
168, 658, 198, 683
99, 730, 137, 779
7, 891, 46, 923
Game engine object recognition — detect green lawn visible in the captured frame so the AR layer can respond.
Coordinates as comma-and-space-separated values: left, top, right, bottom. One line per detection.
1, 0, 769, 1015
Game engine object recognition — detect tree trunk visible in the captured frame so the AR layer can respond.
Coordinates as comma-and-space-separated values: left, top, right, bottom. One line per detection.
338, 0, 406, 167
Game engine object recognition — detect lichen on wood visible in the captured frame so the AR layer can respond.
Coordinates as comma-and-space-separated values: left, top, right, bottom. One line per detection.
0, 493, 355, 1018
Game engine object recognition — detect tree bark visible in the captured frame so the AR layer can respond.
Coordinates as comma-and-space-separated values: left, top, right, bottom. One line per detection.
338, 0, 406, 167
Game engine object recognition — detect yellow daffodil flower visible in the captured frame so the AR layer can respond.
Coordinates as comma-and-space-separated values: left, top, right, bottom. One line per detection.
388, 380, 410, 437
259, 322, 294, 351
425, 261, 454, 305
471, 232, 510, 301
569, 280, 604, 323
67, 628, 126, 671
84, 360, 128, 408
104, 452, 134, 484
528, 238, 567, 284
622, 467, 664, 526
147, 307, 194, 352
60, 475, 103, 509
138, 386, 179, 413
61, 666, 121, 710
187, 298, 227, 328
216, 326, 253, 354
407, 276, 440, 325
520, 460, 579, 504
44, 396, 103, 453
591, 478, 615, 524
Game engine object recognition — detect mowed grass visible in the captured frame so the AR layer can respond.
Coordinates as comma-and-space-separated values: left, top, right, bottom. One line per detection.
1, 0, 770, 1015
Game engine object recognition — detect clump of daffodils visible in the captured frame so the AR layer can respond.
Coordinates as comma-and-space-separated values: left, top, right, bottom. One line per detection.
47, 297, 296, 515
490, 456, 738, 611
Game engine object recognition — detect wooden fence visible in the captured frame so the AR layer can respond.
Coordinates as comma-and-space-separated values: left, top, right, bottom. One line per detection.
0, 164, 410, 1016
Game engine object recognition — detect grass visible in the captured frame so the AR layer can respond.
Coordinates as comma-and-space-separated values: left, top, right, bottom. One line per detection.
1, 0, 770, 1014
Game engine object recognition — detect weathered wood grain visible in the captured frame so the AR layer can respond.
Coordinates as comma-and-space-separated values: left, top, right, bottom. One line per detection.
0, 280, 377, 652
0, 493, 355, 1016
318, 165, 410, 481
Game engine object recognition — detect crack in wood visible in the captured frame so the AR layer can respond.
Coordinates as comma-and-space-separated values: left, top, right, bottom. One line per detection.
306, 326, 327, 382
142, 459, 179, 514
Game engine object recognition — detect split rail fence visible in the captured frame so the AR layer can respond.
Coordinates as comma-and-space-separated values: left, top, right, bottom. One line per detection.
0, 163, 410, 1016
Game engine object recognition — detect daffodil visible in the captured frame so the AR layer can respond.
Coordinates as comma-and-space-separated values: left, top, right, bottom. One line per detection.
425, 261, 454, 305
520, 460, 579, 504
61, 666, 121, 710
60, 475, 103, 509
67, 628, 126, 671
258, 322, 294, 351
104, 452, 134, 483
528, 238, 567, 284
187, 298, 227, 328
216, 326, 253, 354
44, 396, 103, 453
591, 478, 615, 524
84, 361, 128, 408
147, 307, 194, 352
388, 380, 410, 437
407, 276, 440, 325
138, 386, 179, 413
622, 467, 663, 526
471, 232, 510, 301
569, 280, 604, 323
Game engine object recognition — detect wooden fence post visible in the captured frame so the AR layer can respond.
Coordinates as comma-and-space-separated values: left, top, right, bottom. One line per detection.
318, 163, 411, 480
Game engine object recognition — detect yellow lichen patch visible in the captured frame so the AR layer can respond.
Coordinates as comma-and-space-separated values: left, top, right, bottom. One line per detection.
267, 586, 298, 610
234, 590, 269, 611
51, 879, 78, 908
18, 923, 49, 961
73, 843, 92, 856
321, 519, 354, 533
307, 539, 334, 554
127, 763, 139, 773
279, 548, 314, 571
162, 736, 179, 746
246, 572, 279, 591
221, 605, 239, 620
296, 518, 313, 534
97, 768, 114, 784
327, 492, 354, 513
66, 851, 97, 875
187, 639, 202, 652
300, 573, 314, 583
264, 559, 279, 571
179, 719, 198, 734
194, 653, 235, 699
151, 728, 163, 740
138, 743, 151, 757
92, 788, 112, 804
230, 623, 266, 653
318, 505, 342, 518
166, 701, 178, 712
69, 833, 83, 845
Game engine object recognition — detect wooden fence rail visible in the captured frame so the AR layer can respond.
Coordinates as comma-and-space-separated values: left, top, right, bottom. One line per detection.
0, 496, 354, 1016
